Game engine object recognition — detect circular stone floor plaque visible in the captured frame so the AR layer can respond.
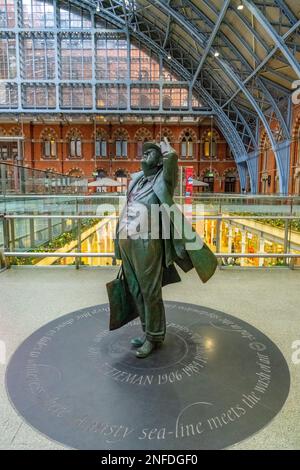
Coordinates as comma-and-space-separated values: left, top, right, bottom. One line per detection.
6, 301, 290, 450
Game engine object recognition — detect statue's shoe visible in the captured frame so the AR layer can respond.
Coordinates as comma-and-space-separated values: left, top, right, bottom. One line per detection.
136, 340, 155, 358
131, 335, 146, 348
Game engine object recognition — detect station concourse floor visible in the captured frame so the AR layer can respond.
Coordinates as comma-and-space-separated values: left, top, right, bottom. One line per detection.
0, 267, 299, 450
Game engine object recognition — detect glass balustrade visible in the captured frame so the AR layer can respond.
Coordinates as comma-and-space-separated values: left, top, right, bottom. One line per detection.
1, 169, 300, 269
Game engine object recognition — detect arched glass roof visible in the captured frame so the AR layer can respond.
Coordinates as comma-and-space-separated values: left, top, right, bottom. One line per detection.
0, 0, 299, 192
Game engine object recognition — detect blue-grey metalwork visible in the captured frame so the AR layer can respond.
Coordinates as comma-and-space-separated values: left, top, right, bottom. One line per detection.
0, 0, 299, 194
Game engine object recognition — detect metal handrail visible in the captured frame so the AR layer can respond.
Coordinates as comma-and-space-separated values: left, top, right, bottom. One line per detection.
1, 214, 299, 220
1, 215, 119, 219
0, 194, 124, 199
3, 252, 299, 258
1, 193, 300, 199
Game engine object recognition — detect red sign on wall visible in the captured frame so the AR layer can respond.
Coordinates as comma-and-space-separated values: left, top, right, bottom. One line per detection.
185, 167, 193, 195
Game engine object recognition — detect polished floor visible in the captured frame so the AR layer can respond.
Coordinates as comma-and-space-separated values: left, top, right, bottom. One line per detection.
0, 267, 300, 449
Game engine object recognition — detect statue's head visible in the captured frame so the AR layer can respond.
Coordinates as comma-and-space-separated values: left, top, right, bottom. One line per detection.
141, 142, 163, 174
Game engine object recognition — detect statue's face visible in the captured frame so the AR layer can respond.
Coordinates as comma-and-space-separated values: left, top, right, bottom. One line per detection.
141, 148, 161, 169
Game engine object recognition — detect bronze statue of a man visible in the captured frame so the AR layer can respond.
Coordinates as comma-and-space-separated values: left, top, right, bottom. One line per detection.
111, 141, 217, 358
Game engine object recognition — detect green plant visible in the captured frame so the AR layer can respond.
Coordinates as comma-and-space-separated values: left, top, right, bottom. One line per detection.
10, 218, 99, 265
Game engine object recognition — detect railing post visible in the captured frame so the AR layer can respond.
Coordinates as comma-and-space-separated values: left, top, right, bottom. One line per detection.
2, 215, 9, 268
0, 214, 6, 270
215, 217, 221, 265
48, 218, 53, 241
3, 216, 9, 251
9, 218, 15, 251
76, 218, 81, 270
215, 202, 222, 267
0, 248, 6, 271
61, 211, 66, 232
29, 217, 35, 248
1, 164, 7, 196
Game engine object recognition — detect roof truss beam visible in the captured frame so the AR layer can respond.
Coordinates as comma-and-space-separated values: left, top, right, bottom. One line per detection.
274, 0, 298, 25
145, 0, 289, 144
243, 0, 300, 78
191, 0, 230, 88
189, 0, 288, 84
222, 19, 300, 108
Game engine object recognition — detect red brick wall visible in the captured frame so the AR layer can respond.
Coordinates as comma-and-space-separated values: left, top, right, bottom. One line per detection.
0, 121, 240, 193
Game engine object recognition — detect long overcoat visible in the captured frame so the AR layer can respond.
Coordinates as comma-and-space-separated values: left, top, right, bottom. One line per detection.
114, 151, 218, 285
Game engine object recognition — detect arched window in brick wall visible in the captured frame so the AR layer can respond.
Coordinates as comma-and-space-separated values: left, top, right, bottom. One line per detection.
134, 128, 153, 159
113, 128, 129, 158
94, 129, 108, 158
155, 128, 175, 151
178, 128, 197, 159
66, 128, 82, 159
202, 129, 219, 158
40, 128, 57, 159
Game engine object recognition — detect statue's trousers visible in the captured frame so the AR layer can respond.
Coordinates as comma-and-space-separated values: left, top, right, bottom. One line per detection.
118, 237, 166, 343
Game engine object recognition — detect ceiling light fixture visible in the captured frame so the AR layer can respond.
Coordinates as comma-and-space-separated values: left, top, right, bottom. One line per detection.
214, 50, 220, 57
96, 1, 101, 12
237, 3, 244, 10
